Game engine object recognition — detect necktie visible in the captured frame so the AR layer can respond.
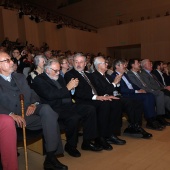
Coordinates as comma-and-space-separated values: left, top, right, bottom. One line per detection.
135, 73, 147, 87
103, 74, 111, 83
150, 73, 164, 87
80, 71, 98, 95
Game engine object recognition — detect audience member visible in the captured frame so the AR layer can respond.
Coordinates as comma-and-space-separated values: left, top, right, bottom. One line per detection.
152, 61, 170, 87
127, 58, 170, 121
44, 50, 52, 60
111, 58, 167, 130
27, 55, 47, 88
58, 56, 69, 77
0, 52, 68, 170
11, 48, 25, 73
92, 57, 153, 136
67, 55, 74, 70
32, 59, 102, 157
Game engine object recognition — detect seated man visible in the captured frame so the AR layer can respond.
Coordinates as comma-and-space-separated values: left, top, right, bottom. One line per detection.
91, 56, 152, 138
33, 59, 102, 157
0, 114, 18, 170
127, 58, 170, 125
111, 58, 165, 130
64, 53, 148, 147
152, 61, 170, 87
0, 52, 67, 170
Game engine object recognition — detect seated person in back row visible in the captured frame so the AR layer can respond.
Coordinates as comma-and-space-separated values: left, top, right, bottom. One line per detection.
0, 52, 67, 170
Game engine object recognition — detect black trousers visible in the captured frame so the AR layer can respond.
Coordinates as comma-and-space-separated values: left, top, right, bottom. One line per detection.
120, 97, 143, 125
77, 100, 122, 137
54, 103, 97, 147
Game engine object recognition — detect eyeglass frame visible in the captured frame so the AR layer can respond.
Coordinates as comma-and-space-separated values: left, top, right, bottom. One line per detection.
50, 68, 60, 73
98, 62, 108, 65
0, 58, 12, 63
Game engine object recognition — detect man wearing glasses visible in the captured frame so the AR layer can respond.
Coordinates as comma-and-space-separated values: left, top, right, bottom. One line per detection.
0, 52, 68, 170
33, 59, 102, 158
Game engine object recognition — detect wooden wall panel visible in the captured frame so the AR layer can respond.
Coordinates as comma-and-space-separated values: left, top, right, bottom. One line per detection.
2, 8, 19, 41
24, 16, 39, 47
65, 28, 100, 54
0, 7, 4, 41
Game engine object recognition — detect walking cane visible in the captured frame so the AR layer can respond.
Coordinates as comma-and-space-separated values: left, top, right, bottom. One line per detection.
19, 94, 28, 170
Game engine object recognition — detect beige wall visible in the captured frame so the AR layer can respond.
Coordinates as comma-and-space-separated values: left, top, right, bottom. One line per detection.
99, 17, 170, 61
1, 7, 170, 61
2, 8, 19, 41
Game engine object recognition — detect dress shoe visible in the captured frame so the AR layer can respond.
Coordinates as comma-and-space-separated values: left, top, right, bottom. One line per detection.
124, 125, 152, 139
95, 137, 113, 150
136, 126, 152, 139
64, 144, 81, 157
163, 112, 170, 119
81, 142, 103, 151
124, 126, 143, 138
157, 116, 170, 126
146, 119, 164, 131
106, 135, 126, 145
44, 156, 68, 170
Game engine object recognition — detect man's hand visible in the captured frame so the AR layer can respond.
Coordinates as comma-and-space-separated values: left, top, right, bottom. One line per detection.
67, 78, 79, 90
105, 95, 120, 100
113, 74, 122, 84
26, 104, 36, 116
96, 96, 119, 101
137, 89, 146, 93
9, 114, 26, 128
165, 86, 170, 91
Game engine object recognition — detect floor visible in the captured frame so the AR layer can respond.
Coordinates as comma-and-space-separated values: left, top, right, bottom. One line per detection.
18, 118, 170, 170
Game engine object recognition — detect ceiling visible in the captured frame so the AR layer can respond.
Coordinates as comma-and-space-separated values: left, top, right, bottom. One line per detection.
26, 0, 170, 28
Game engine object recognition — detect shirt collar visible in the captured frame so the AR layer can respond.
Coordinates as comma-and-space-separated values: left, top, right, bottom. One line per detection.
156, 69, 163, 75
0, 74, 12, 81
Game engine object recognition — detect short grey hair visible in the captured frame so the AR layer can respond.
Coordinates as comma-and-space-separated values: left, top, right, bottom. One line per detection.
93, 56, 104, 70
73, 53, 86, 62
112, 58, 126, 71
34, 55, 47, 67
44, 59, 59, 72
140, 59, 149, 69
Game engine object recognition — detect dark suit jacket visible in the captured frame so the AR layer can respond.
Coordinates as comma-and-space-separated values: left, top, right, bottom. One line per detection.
163, 73, 170, 86
33, 73, 71, 111
140, 69, 163, 90
65, 68, 96, 102
152, 69, 165, 86
0, 72, 40, 115
111, 72, 140, 95
91, 71, 117, 96
127, 70, 153, 93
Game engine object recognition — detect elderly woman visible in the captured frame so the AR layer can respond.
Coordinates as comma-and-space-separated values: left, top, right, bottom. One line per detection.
27, 54, 47, 88
58, 56, 69, 77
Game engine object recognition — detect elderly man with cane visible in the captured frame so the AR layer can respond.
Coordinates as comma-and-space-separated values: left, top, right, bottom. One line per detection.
0, 51, 68, 170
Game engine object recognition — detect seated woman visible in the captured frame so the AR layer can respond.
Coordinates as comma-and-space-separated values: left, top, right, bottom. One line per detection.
58, 56, 69, 77
0, 114, 18, 170
27, 55, 47, 88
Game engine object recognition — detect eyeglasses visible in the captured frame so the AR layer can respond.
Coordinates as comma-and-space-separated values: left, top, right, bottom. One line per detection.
99, 62, 108, 65
13, 52, 19, 54
0, 59, 12, 63
50, 68, 60, 73
62, 62, 68, 64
